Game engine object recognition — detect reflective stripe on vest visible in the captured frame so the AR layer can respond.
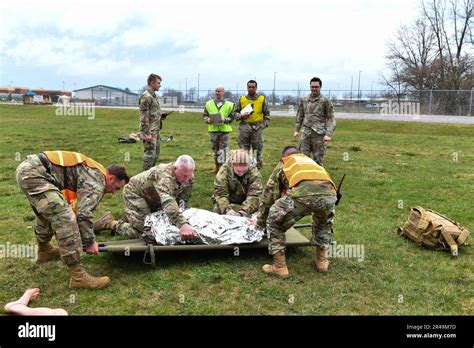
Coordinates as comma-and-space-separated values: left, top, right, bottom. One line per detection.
282, 153, 336, 189
43, 151, 108, 179
205, 100, 233, 132
240, 95, 265, 123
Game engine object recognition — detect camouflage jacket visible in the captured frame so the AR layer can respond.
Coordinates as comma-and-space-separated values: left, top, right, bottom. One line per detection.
37, 155, 106, 247
127, 163, 193, 228
212, 162, 263, 215
234, 93, 271, 123
256, 161, 336, 227
295, 94, 336, 136
139, 88, 162, 138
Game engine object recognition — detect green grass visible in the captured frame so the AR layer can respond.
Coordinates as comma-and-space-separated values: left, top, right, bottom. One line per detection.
0, 104, 472, 315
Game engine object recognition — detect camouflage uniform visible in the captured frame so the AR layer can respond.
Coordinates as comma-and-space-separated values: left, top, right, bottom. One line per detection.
140, 88, 162, 171
115, 163, 193, 238
212, 161, 263, 215
257, 161, 336, 255
16, 154, 106, 265
234, 94, 270, 169
203, 99, 235, 165
295, 94, 335, 166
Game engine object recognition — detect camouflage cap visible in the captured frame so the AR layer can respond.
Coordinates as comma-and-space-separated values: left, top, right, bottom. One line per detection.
230, 149, 250, 165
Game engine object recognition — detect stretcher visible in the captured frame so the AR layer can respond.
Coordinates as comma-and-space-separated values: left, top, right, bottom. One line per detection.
98, 226, 311, 268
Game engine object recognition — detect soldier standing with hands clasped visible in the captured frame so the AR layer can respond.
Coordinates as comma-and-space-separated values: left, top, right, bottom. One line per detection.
294, 77, 335, 166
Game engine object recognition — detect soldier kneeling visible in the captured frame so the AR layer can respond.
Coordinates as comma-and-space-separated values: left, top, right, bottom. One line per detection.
212, 149, 263, 217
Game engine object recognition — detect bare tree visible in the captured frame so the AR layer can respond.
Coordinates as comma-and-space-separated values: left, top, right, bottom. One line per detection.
223, 90, 236, 101
380, 61, 410, 104
163, 88, 183, 103
187, 87, 197, 102
282, 95, 297, 105
382, 0, 473, 114
422, 0, 473, 89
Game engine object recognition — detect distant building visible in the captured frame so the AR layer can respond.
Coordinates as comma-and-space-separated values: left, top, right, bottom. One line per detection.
161, 96, 178, 107
0, 87, 71, 103
73, 85, 138, 105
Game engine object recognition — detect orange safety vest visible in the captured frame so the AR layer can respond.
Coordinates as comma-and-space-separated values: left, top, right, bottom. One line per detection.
43, 151, 107, 177
62, 189, 78, 214
281, 153, 336, 189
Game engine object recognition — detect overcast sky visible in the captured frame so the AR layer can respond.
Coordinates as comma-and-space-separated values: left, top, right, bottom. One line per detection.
0, 0, 421, 94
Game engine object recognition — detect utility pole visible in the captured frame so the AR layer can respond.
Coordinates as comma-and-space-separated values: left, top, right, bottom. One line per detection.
273, 72, 277, 106
197, 73, 200, 104
469, 87, 473, 116
357, 71, 361, 101
350, 76, 353, 101
185, 78, 188, 101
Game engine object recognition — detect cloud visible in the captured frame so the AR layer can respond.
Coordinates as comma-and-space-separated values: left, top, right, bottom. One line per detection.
0, 0, 420, 90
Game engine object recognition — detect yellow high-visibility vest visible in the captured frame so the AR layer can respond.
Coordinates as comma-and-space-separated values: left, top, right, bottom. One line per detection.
240, 95, 265, 123
282, 153, 336, 189
205, 99, 234, 132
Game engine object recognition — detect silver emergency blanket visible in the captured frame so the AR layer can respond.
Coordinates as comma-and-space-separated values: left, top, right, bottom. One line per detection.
142, 208, 263, 245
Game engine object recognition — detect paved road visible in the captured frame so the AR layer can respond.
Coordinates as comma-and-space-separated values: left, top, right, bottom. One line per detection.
158, 107, 474, 125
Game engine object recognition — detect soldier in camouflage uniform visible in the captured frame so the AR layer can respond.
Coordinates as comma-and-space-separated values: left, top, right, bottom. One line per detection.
203, 85, 235, 173
212, 149, 263, 217
140, 73, 167, 171
256, 146, 337, 278
234, 80, 270, 169
94, 155, 198, 241
15, 151, 129, 289
294, 77, 336, 166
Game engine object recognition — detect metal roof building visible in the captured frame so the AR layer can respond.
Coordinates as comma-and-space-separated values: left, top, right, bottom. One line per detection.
73, 85, 138, 105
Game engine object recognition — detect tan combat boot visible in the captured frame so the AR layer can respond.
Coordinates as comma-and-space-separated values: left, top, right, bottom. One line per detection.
262, 251, 289, 278
93, 212, 117, 233
36, 243, 60, 264
68, 264, 111, 289
315, 245, 329, 272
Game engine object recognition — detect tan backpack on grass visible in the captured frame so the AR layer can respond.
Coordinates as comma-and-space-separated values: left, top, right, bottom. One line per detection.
397, 206, 470, 257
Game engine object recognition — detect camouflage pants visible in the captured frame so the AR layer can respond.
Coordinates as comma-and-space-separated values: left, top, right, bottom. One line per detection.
209, 132, 230, 165
115, 184, 151, 239
142, 117, 161, 171
299, 129, 327, 166
266, 194, 336, 255
15, 156, 82, 266
238, 122, 264, 169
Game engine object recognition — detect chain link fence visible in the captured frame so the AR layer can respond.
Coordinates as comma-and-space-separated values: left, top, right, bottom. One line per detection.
68, 87, 474, 116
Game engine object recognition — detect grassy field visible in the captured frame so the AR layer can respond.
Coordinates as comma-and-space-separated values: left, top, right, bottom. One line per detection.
0, 104, 472, 315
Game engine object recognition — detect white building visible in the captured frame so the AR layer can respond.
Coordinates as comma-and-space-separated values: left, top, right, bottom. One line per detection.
161, 96, 178, 107
73, 85, 138, 105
